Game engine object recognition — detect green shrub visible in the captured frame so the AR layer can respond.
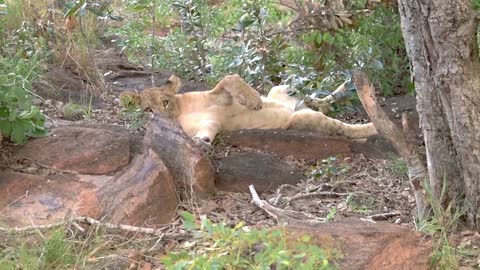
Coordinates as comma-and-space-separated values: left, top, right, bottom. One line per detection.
161, 211, 340, 270
110, 1, 411, 100
0, 9, 47, 144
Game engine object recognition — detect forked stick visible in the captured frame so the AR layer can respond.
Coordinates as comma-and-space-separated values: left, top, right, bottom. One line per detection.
352, 71, 428, 220
248, 185, 325, 226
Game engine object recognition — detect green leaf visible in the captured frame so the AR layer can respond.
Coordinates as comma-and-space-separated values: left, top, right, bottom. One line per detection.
64, 0, 86, 17
180, 211, 196, 230
11, 122, 26, 144
0, 119, 13, 137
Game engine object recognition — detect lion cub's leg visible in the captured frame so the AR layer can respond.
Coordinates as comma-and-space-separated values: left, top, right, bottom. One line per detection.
211, 74, 263, 110
192, 120, 221, 144
285, 109, 378, 139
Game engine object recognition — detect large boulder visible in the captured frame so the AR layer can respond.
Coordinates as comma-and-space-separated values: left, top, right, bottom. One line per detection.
221, 129, 352, 162
14, 126, 130, 174
1, 124, 179, 227
214, 152, 304, 193
287, 218, 431, 270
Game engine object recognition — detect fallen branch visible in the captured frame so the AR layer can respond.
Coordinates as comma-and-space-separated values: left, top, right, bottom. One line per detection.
353, 71, 428, 220
249, 185, 325, 226
0, 216, 189, 240
366, 211, 402, 221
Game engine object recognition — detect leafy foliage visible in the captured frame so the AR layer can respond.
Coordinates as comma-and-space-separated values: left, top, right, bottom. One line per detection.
119, 93, 147, 130
0, 14, 47, 144
110, 0, 410, 99
162, 211, 340, 269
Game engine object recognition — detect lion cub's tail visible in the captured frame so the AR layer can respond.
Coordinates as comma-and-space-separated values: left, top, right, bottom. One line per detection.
286, 110, 378, 139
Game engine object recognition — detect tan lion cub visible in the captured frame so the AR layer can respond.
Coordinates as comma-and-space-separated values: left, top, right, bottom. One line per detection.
120, 74, 377, 146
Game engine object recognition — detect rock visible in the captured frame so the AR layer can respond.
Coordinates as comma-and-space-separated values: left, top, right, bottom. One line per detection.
1, 124, 179, 228
0, 150, 178, 227
15, 126, 130, 174
0, 170, 106, 227
222, 129, 352, 162
287, 218, 431, 270
214, 152, 304, 193
99, 149, 178, 225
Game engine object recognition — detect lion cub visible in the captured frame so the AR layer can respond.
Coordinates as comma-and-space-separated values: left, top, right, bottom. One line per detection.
120, 74, 377, 145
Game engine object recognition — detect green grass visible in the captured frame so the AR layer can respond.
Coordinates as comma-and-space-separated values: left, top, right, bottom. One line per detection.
0, 230, 76, 270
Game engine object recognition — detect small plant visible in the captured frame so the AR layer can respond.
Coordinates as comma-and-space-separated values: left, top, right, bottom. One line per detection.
119, 93, 147, 130
310, 156, 350, 181
345, 194, 375, 215
326, 207, 337, 222
161, 211, 340, 269
389, 157, 408, 178
417, 180, 465, 270
0, 20, 47, 144
62, 102, 87, 121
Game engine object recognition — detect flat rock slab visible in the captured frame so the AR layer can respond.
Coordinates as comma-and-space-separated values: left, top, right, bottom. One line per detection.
287, 218, 431, 270
14, 126, 130, 174
214, 152, 304, 193
221, 129, 352, 162
1, 125, 179, 228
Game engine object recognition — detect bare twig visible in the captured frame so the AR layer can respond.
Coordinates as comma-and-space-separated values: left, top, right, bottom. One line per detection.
366, 211, 402, 221
0, 216, 188, 240
2, 191, 29, 211
249, 185, 325, 226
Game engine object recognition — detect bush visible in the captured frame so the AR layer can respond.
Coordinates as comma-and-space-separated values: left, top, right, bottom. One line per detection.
0, 5, 47, 144
110, 1, 410, 100
161, 211, 340, 270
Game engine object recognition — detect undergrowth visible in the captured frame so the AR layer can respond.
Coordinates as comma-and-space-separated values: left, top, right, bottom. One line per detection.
161, 211, 340, 269
417, 180, 466, 270
110, 0, 410, 97
0, 7, 48, 144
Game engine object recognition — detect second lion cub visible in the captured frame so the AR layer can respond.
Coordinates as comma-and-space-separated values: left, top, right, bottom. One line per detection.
120, 74, 377, 145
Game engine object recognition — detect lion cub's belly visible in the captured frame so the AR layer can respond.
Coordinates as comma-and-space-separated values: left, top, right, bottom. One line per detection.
221, 102, 293, 131
177, 100, 294, 137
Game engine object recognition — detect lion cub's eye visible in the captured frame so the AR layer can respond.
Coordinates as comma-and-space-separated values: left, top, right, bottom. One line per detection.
163, 100, 169, 107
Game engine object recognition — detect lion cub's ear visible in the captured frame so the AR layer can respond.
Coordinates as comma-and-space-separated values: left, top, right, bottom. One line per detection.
164, 75, 182, 94
119, 91, 141, 108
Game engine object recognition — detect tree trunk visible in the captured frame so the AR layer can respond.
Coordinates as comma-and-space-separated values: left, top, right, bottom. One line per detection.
145, 115, 216, 194
397, 0, 480, 226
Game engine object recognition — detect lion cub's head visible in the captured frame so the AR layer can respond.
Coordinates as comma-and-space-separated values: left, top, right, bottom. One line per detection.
119, 75, 182, 118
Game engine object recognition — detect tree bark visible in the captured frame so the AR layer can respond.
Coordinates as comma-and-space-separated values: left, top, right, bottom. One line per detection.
397, 0, 480, 226
145, 115, 216, 194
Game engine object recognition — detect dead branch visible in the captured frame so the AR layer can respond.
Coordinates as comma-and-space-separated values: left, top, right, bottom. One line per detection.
352, 71, 428, 220
249, 185, 326, 226
0, 216, 188, 240
366, 211, 402, 221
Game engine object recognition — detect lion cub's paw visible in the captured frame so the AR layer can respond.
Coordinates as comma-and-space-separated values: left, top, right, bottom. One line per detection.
237, 91, 263, 111
192, 136, 214, 155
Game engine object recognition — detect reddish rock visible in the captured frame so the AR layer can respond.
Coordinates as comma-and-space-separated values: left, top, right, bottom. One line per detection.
15, 126, 130, 174
214, 152, 303, 193
1, 149, 178, 227
0, 171, 43, 207
287, 218, 431, 270
222, 129, 352, 163
0, 171, 106, 227
99, 149, 178, 225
